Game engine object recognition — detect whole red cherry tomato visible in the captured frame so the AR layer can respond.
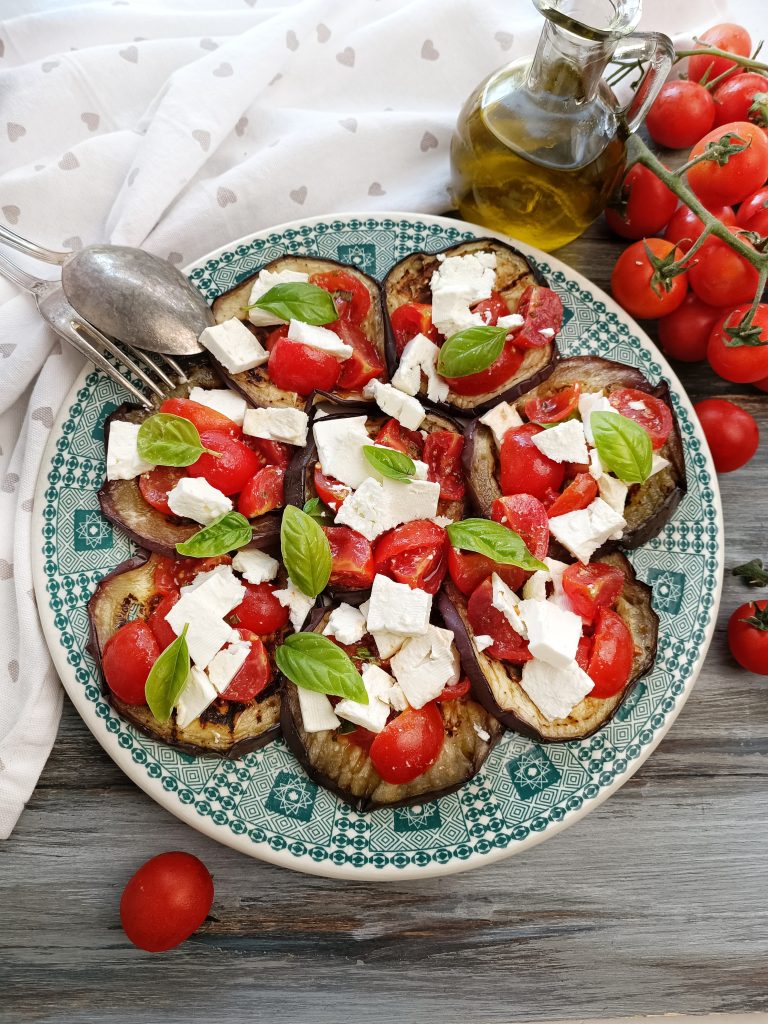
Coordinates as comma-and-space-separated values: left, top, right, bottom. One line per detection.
708, 305, 768, 383
664, 202, 736, 254
645, 80, 716, 149
728, 600, 768, 674
713, 72, 768, 128
688, 24, 752, 85
369, 704, 445, 784
611, 239, 688, 320
688, 232, 760, 308
605, 164, 678, 238
687, 122, 768, 207
120, 851, 214, 953
658, 292, 723, 363
694, 398, 759, 472
102, 620, 158, 705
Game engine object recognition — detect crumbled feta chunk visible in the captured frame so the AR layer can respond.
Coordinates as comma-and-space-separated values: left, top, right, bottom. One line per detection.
598, 472, 629, 516
491, 573, 527, 637
531, 419, 589, 464
287, 319, 353, 359
199, 318, 268, 374
242, 406, 308, 446
473, 722, 491, 742
479, 402, 523, 446
247, 268, 310, 327
628, 399, 647, 411
166, 566, 244, 668
366, 380, 425, 431
232, 547, 279, 585
366, 574, 432, 637
335, 663, 393, 733
432, 515, 453, 528
166, 477, 233, 525
578, 390, 615, 444
650, 453, 670, 477
549, 497, 627, 563
522, 571, 548, 602
522, 557, 569, 604
207, 640, 251, 693
390, 624, 460, 708
106, 420, 155, 481
323, 603, 367, 646
391, 332, 449, 403
188, 387, 248, 426
175, 666, 218, 728
274, 580, 315, 631
518, 599, 582, 669
589, 447, 603, 479
496, 313, 525, 330
474, 633, 494, 652
298, 687, 340, 732
539, 327, 555, 339
180, 564, 233, 595
359, 600, 406, 661
429, 252, 497, 338
334, 477, 390, 541
381, 476, 441, 529
520, 657, 595, 721
313, 416, 372, 489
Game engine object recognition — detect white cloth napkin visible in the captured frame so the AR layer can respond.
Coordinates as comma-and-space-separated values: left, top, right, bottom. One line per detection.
0, 0, 736, 837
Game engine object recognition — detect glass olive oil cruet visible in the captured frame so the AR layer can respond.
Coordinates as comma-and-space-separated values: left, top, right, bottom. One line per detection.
450, 0, 674, 250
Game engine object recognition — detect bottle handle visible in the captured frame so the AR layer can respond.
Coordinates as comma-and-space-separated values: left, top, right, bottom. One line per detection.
613, 32, 675, 134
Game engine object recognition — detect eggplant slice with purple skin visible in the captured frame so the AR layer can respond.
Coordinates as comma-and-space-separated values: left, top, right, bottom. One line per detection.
438, 552, 658, 743
382, 237, 559, 416
280, 609, 504, 812
87, 551, 283, 758
210, 255, 387, 409
463, 355, 687, 552
97, 359, 281, 558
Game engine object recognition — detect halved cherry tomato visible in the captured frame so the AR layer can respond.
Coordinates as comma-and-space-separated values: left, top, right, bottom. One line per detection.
244, 436, 293, 469
173, 555, 232, 588
237, 465, 285, 517
331, 320, 385, 391
268, 336, 340, 395
512, 286, 563, 348
218, 628, 272, 702
187, 430, 261, 496
342, 726, 376, 752
576, 635, 592, 672
443, 339, 525, 396
390, 302, 439, 355
265, 324, 289, 352
546, 473, 598, 518
228, 583, 289, 635
369, 703, 445, 784
562, 562, 625, 623
309, 270, 371, 325
586, 608, 634, 698
139, 466, 185, 516
148, 593, 180, 651
437, 677, 471, 702
524, 383, 580, 424
374, 418, 424, 459
608, 388, 673, 450
447, 546, 527, 597
471, 291, 510, 325
153, 556, 178, 597
120, 851, 214, 953
159, 397, 241, 438
324, 525, 375, 590
423, 431, 465, 501
313, 466, 351, 512
467, 577, 531, 663
490, 493, 549, 558
499, 423, 565, 501
373, 520, 447, 594
102, 620, 158, 704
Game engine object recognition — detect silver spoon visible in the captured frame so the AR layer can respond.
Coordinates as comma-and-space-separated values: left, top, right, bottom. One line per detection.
0, 226, 211, 356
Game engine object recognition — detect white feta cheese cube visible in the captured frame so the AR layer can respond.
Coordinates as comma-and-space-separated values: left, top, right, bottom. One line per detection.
247, 268, 310, 327
274, 580, 315, 631
496, 313, 525, 330
650, 453, 670, 477
391, 333, 449, 404
430, 287, 486, 340
522, 571, 548, 602
598, 473, 629, 517
473, 722, 491, 742
180, 564, 232, 595
297, 686, 340, 733
232, 547, 279, 585
578, 390, 615, 444
544, 557, 570, 605
588, 447, 603, 479
520, 657, 595, 721
335, 663, 393, 733
106, 420, 155, 481
287, 319, 353, 359
199, 318, 268, 374
539, 327, 555, 339
522, 557, 570, 604
531, 419, 589, 464
491, 573, 527, 637
628, 399, 647, 411
323, 603, 367, 646
474, 633, 494, 652
390, 624, 460, 708
206, 640, 251, 693
188, 387, 248, 427
518, 599, 582, 669
358, 599, 404, 661
166, 477, 233, 525
479, 402, 523, 446
381, 477, 441, 529
549, 497, 627, 564
366, 574, 432, 637
175, 666, 218, 728
366, 380, 425, 431
313, 416, 372, 489
242, 406, 309, 446
166, 566, 244, 668
429, 253, 497, 337
334, 477, 390, 541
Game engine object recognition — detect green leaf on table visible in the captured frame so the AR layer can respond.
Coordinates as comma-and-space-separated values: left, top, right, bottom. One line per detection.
275, 633, 368, 703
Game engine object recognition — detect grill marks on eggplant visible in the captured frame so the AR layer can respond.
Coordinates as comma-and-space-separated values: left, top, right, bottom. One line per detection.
382, 238, 559, 414
438, 552, 658, 743
87, 552, 282, 758
210, 255, 387, 409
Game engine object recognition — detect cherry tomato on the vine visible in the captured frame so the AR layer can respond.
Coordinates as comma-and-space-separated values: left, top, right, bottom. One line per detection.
694, 398, 759, 472
713, 72, 768, 128
664, 202, 736, 254
688, 24, 752, 85
658, 292, 723, 363
611, 238, 688, 320
736, 187, 768, 227
688, 231, 760, 308
687, 122, 768, 208
707, 304, 768, 383
728, 600, 768, 675
605, 164, 677, 239
645, 80, 716, 150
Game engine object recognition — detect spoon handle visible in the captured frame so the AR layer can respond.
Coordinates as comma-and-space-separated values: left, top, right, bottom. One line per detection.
0, 224, 69, 266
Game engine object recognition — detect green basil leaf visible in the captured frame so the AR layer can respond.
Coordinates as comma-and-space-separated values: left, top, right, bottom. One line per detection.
446, 518, 547, 572
281, 504, 332, 597
145, 624, 190, 722
303, 497, 334, 523
137, 413, 213, 467
363, 445, 416, 482
275, 633, 368, 703
245, 282, 338, 325
175, 511, 252, 557
436, 326, 508, 378
591, 411, 652, 484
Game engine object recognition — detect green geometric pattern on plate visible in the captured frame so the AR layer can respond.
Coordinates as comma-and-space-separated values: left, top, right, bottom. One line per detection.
36, 215, 721, 877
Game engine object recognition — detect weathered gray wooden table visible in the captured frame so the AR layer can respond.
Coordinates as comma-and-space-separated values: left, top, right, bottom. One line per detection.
2, 219, 767, 1024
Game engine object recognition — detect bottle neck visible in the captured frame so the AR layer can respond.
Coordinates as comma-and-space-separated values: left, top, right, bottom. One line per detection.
526, 19, 615, 104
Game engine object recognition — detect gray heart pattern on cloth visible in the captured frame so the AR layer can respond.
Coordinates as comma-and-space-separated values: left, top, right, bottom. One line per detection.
213, 62, 233, 77
421, 39, 439, 60
7, 123, 26, 142
1, 474, 18, 493
368, 182, 386, 196
58, 152, 79, 170
2, 206, 20, 225
217, 187, 237, 208
0, 344, 16, 358
81, 112, 100, 131
167, 252, 183, 265
336, 47, 355, 67
119, 45, 138, 63
200, 38, 218, 51
286, 30, 299, 51
21, 499, 33, 513
0, 560, 13, 579
420, 130, 438, 151
192, 129, 211, 151
290, 186, 308, 204
235, 116, 248, 137
8, 660, 19, 682
317, 23, 331, 43
31, 407, 54, 429
339, 117, 357, 133
495, 30, 515, 50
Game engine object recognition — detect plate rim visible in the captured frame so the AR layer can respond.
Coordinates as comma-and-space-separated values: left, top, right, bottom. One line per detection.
32, 210, 724, 880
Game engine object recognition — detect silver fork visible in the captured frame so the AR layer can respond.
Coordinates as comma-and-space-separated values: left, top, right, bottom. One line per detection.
0, 249, 185, 411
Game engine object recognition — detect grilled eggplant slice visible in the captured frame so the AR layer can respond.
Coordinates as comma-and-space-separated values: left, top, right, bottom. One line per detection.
210, 255, 386, 409
463, 355, 687, 552
87, 552, 282, 758
280, 609, 503, 811
438, 552, 657, 743
382, 238, 558, 415
97, 360, 281, 558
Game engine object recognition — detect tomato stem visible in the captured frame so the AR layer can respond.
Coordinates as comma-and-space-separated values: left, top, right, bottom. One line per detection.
674, 44, 768, 76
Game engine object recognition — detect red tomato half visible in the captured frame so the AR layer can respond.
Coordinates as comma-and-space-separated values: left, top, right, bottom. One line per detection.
608, 388, 673, 450
139, 466, 185, 516
332, 320, 385, 391
524, 383, 580, 424
369, 704, 445, 784
153, 556, 178, 596
513, 286, 563, 348
245, 436, 292, 469
467, 577, 531, 663
688, 24, 752, 84
687, 122, 768, 207
374, 418, 424, 459
309, 270, 371, 324
444, 339, 524, 396
268, 336, 340, 395
586, 608, 634, 698
102, 620, 158, 705
173, 555, 231, 588
159, 397, 241, 438
490, 493, 549, 559
218, 629, 272, 702
472, 291, 510, 325
562, 562, 625, 623
447, 547, 526, 597
237, 465, 285, 517
120, 852, 214, 953
373, 520, 447, 594
324, 525, 375, 590
694, 398, 759, 472
229, 583, 289, 635
499, 423, 565, 502
605, 164, 678, 239
546, 473, 598, 517
313, 466, 351, 512
728, 600, 768, 674
423, 430, 465, 502
390, 302, 439, 355
187, 430, 261, 496
148, 593, 179, 651
437, 677, 471, 702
